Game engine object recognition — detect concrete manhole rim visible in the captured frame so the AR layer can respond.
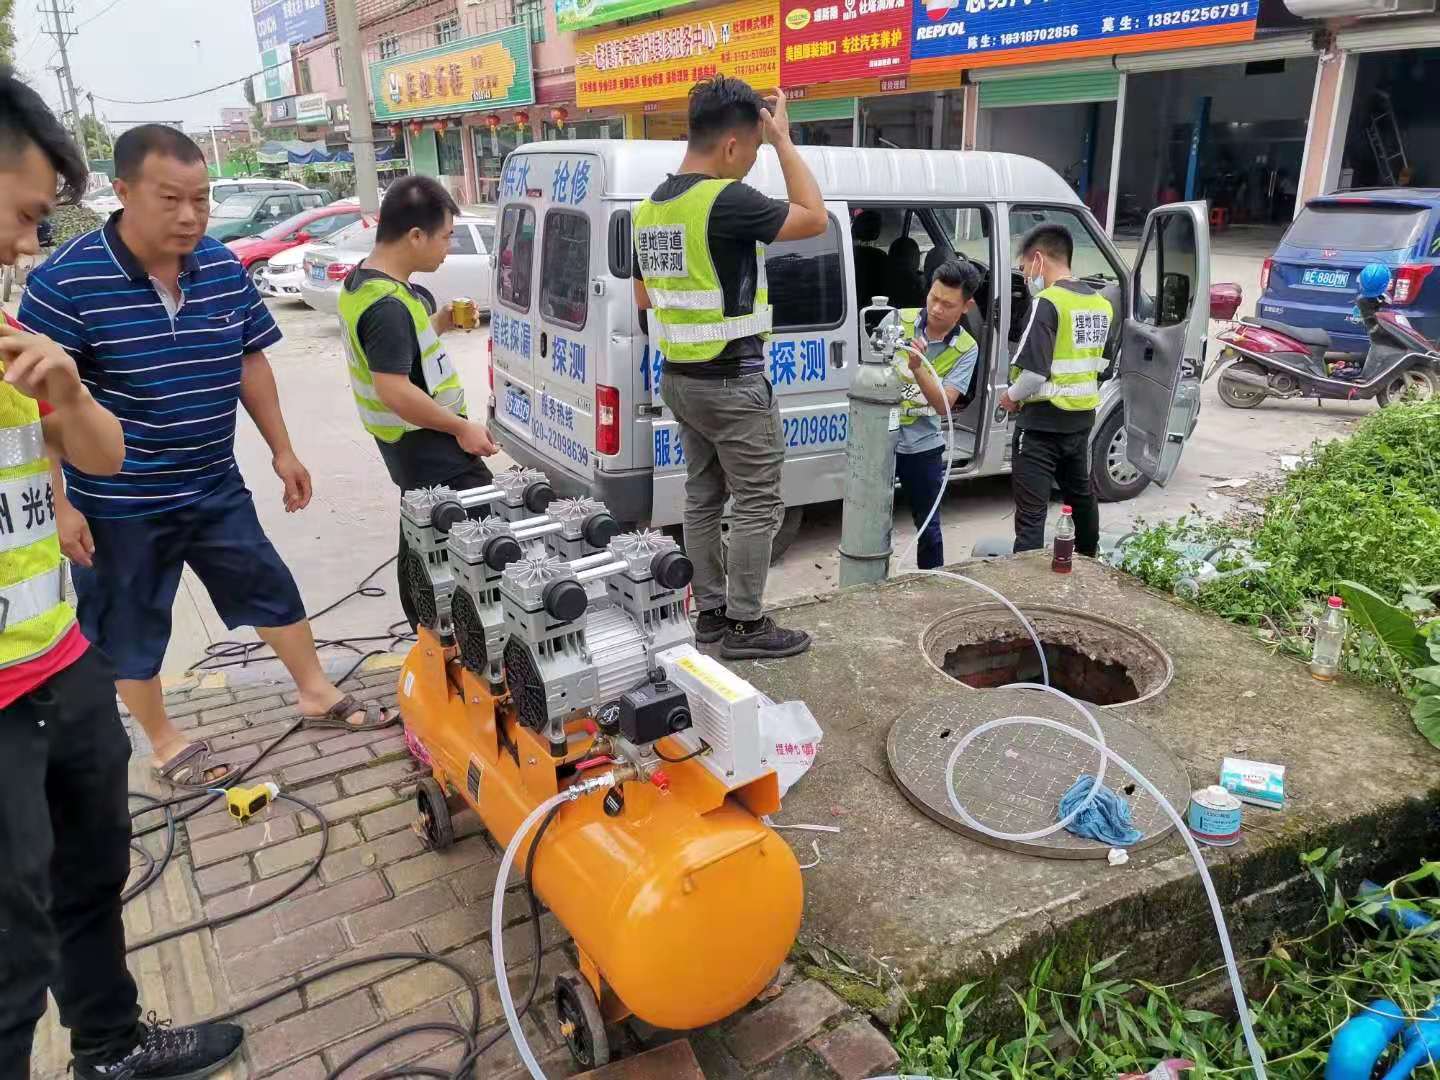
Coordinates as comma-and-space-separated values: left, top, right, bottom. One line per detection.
919, 602, 1175, 709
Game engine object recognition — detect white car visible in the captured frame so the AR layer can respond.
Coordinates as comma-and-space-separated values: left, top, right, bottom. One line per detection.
259, 216, 377, 301
300, 213, 496, 316
210, 178, 307, 211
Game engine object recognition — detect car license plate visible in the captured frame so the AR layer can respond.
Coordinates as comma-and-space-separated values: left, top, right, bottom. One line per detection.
503, 385, 532, 427
308, 264, 326, 283
1301, 267, 1350, 289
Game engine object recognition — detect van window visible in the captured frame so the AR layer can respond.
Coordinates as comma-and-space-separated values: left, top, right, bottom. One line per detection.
497, 205, 536, 312
1136, 211, 1198, 328
1008, 206, 1121, 285
540, 210, 590, 329
768, 215, 844, 330
608, 210, 632, 278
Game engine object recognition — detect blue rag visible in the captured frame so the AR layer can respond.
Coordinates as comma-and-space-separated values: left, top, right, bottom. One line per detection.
1058, 774, 1144, 847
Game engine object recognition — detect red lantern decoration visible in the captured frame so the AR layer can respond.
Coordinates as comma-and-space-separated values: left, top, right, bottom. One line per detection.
550, 106, 568, 130
390, 124, 401, 139
408, 119, 424, 136
485, 114, 501, 130
514, 110, 530, 128
432, 119, 446, 132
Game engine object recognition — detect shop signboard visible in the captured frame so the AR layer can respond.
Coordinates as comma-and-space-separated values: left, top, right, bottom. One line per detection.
558, 0, 684, 35
577, 0, 780, 109
252, 0, 326, 52
369, 26, 534, 121
909, 0, 1257, 71
252, 43, 297, 103
295, 92, 328, 124
265, 96, 296, 124
780, 0, 911, 87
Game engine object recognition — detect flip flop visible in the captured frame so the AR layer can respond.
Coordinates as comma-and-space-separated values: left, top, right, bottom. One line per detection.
300, 694, 395, 731
153, 740, 234, 790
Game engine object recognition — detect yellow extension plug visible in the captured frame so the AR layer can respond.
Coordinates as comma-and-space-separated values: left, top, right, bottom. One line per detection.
226, 782, 280, 823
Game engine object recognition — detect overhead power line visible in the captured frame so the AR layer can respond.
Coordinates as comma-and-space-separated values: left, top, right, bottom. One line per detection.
75, 0, 129, 30
90, 0, 430, 107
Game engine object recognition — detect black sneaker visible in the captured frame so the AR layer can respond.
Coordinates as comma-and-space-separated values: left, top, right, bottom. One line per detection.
694, 607, 728, 644
73, 1015, 244, 1080
720, 617, 812, 660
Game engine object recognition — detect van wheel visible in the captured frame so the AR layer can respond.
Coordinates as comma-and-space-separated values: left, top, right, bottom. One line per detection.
1091, 409, 1151, 503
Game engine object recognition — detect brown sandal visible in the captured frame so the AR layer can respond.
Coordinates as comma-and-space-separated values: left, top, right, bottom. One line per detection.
153, 741, 234, 790
300, 694, 394, 731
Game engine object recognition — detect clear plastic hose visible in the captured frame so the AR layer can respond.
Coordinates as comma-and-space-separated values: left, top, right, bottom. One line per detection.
892, 342, 1268, 1076
491, 775, 614, 1080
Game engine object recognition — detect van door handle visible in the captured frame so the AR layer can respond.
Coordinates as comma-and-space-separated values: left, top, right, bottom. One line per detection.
830, 340, 845, 369
540, 332, 548, 358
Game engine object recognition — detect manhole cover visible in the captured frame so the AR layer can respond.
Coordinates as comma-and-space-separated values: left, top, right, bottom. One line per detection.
887, 689, 1190, 859
921, 604, 1174, 708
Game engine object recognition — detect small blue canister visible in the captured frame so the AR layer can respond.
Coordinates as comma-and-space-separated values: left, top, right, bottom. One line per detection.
1187, 785, 1243, 846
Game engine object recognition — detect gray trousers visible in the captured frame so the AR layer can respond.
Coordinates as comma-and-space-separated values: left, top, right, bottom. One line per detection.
660, 370, 784, 622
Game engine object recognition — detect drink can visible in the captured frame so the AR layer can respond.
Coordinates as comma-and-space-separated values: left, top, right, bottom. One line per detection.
1187, 785, 1243, 846
452, 297, 478, 330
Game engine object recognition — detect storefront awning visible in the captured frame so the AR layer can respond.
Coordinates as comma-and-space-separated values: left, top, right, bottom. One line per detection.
1113, 33, 1315, 71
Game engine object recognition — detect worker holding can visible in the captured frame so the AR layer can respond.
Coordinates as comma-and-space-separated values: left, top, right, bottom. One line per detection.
336, 175, 499, 629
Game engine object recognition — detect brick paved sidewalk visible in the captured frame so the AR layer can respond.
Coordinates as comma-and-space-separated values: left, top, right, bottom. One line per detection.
29, 667, 902, 1080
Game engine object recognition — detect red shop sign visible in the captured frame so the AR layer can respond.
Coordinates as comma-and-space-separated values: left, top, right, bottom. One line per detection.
780, 0, 912, 87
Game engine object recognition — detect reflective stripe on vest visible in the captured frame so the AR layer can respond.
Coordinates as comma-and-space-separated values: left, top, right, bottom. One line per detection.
633, 178, 772, 363
338, 275, 468, 444
0, 385, 75, 669
1009, 285, 1112, 413
895, 308, 976, 425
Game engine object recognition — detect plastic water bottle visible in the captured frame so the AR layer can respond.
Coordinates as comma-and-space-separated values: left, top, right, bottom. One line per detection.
1052, 506, 1075, 574
1310, 596, 1346, 681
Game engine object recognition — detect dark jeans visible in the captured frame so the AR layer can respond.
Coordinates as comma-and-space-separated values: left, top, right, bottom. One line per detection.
896, 447, 946, 570
0, 647, 140, 1075
397, 462, 494, 632
1011, 426, 1100, 557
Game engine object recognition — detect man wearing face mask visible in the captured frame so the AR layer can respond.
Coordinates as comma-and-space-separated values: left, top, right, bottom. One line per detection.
999, 223, 1112, 559
633, 76, 826, 660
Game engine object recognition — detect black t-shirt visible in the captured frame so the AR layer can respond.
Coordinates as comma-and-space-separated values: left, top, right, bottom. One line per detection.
1013, 279, 1101, 434
634, 174, 789, 379
348, 265, 493, 491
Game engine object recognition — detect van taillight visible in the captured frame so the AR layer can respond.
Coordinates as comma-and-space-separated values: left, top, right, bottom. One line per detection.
1260, 258, 1273, 293
596, 384, 620, 456
1391, 264, 1434, 305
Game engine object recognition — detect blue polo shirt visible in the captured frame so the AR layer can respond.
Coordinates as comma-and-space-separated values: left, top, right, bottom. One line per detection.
19, 212, 282, 519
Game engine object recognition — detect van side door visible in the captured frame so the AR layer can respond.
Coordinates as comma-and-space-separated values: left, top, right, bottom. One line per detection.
1120, 202, 1210, 486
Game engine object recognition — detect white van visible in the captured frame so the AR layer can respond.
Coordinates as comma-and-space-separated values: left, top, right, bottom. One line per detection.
487, 141, 1212, 550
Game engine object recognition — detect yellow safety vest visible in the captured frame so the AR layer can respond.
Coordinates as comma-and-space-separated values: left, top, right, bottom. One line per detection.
1009, 285, 1112, 412
339, 275, 467, 443
0, 384, 74, 668
633, 178, 771, 364
895, 308, 977, 426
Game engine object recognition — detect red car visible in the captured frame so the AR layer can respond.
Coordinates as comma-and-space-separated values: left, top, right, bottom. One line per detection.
226, 200, 365, 289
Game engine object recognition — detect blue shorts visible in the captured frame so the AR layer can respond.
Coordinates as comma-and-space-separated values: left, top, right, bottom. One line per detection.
72, 468, 307, 681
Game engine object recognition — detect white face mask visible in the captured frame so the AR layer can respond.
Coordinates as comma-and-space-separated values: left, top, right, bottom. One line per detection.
1027, 258, 1046, 296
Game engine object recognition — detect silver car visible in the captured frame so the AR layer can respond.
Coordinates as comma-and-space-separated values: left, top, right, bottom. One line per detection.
300, 213, 496, 315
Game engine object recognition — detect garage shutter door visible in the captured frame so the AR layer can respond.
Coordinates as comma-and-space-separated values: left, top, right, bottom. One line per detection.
789, 97, 857, 122
978, 71, 1122, 107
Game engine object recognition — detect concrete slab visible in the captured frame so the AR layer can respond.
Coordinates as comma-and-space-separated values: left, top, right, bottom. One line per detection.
728, 553, 1439, 1022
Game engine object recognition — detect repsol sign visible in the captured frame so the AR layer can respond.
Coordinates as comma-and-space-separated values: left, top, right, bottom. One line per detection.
915, 19, 968, 39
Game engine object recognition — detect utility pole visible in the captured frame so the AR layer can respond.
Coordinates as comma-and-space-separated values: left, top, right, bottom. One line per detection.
41, 0, 85, 157
335, 0, 379, 213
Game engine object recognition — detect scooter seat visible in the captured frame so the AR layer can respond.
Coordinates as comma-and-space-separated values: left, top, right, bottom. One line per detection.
1254, 319, 1332, 351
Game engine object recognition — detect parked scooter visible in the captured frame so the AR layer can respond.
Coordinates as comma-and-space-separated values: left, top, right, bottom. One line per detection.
1210, 263, 1440, 408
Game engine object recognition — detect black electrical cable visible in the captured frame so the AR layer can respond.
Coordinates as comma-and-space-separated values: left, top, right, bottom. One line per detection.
653, 738, 712, 764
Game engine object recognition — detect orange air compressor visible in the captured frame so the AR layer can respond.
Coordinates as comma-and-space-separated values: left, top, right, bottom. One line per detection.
395, 475, 805, 1070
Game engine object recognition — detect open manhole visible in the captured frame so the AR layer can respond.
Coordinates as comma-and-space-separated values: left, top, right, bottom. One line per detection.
921, 604, 1173, 708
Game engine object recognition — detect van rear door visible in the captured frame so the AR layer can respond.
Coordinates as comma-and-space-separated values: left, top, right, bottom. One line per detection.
1119, 201, 1210, 486
491, 152, 605, 492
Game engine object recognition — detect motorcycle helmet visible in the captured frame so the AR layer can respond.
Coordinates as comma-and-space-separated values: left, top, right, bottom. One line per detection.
1357, 263, 1392, 299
